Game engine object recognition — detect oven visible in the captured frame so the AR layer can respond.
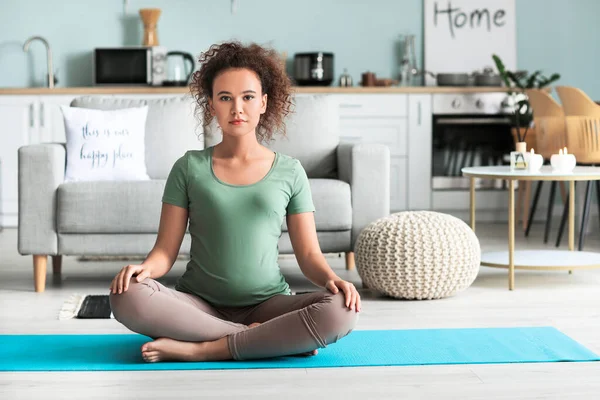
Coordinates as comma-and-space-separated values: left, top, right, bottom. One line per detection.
431, 93, 513, 190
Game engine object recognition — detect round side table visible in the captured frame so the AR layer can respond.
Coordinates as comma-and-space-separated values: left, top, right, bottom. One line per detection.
462, 165, 600, 290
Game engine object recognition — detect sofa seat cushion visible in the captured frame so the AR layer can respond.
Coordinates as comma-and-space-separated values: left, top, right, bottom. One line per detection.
57, 181, 166, 233
57, 178, 352, 234
283, 179, 352, 232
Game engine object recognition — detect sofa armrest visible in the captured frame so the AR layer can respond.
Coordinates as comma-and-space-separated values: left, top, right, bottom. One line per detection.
337, 142, 390, 249
18, 144, 66, 255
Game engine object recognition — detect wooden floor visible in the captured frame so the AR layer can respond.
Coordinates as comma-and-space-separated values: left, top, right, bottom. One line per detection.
2, 223, 600, 399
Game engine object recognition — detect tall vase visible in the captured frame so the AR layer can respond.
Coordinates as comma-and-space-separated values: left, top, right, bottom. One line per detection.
139, 8, 161, 46
511, 141, 528, 170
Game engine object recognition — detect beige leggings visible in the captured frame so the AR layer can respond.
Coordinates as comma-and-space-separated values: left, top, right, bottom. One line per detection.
109, 279, 358, 360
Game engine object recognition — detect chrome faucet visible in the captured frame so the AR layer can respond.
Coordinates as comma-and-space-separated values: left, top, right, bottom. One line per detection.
23, 36, 55, 88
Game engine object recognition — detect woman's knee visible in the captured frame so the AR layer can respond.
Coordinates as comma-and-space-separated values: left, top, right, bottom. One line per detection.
311, 292, 359, 344
109, 278, 153, 323
328, 291, 359, 331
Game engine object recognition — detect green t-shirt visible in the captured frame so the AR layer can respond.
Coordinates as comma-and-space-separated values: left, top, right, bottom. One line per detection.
162, 147, 315, 307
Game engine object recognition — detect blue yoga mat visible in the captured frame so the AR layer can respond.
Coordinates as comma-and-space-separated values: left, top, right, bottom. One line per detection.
1, 327, 598, 371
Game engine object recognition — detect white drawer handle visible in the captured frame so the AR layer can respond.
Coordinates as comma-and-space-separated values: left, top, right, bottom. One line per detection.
339, 104, 363, 108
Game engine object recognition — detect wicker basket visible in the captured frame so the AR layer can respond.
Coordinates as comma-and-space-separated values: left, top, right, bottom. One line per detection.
355, 211, 480, 300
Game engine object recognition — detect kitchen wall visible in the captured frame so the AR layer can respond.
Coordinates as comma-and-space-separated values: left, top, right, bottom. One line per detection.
0, 0, 598, 98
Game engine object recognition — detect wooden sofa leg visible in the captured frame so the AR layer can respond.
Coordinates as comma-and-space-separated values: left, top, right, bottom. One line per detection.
345, 252, 355, 270
52, 255, 62, 275
33, 255, 47, 293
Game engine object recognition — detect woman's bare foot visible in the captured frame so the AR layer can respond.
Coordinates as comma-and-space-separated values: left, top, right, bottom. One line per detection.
141, 338, 203, 362
141, 337, 231, 363
247, 322, 318, 356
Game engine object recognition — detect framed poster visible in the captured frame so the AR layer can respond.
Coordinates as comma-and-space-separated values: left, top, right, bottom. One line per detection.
424, 0, 516, 86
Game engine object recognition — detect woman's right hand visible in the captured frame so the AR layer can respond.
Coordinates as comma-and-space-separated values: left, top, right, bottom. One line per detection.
110, 264, 152, 294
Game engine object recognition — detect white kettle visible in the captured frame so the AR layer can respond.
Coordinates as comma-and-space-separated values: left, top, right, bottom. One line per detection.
163, 51, 195, 86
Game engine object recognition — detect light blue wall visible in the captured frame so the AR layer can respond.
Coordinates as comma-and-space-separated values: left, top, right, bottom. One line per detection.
516, 0, 600, 99
0, 0, 598, 98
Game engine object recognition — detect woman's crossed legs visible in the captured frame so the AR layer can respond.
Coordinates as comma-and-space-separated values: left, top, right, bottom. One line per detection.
109, 279, 358, 362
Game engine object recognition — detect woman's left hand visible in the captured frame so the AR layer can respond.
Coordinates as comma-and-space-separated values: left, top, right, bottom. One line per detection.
325, 279, 361, 312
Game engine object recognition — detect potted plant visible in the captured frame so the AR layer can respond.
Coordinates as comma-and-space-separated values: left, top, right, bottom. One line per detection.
492, 54, 561, 153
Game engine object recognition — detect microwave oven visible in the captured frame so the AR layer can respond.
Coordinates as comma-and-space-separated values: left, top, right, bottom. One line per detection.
93, 46, 167, 86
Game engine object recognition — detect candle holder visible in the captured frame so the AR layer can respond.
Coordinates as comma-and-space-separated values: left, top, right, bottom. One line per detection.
550, 148, 576, 173
510, 141, 528, 171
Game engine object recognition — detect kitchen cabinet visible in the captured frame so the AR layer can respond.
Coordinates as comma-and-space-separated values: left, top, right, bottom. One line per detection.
38, 95, 78, 143
336, 94, 410, 212
0, 96, 38, 227
338, 94, 407, 118
338, 116, 408, 211
407, 94, 433, 210
0, 95, 80, 226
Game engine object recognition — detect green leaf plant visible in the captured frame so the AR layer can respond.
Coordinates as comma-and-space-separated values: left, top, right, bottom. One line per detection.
492, 54, 561, 142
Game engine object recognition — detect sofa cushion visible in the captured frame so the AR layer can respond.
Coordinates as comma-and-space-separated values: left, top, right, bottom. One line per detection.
61, 105, 150, 182
57, 178, 351, 234
283, 179, 351, 232
70, 96, 203, 179
57, 181, 166, 233
204, 95, 340, 179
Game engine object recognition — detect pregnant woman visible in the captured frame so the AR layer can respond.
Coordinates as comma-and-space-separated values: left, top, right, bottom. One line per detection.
109, 41, 360, 363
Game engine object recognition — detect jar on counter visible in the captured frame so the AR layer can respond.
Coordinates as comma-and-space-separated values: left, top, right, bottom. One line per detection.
338, 69, 353, 87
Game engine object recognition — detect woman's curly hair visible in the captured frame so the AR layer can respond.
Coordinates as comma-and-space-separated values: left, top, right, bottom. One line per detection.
189, 41, 293, 143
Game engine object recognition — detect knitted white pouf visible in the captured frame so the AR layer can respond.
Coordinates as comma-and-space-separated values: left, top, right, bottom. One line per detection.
355, 211, 481, 300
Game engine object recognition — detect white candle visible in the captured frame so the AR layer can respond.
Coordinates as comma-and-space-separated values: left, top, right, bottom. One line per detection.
528, 148, 543, 172
551, 147, 576, 173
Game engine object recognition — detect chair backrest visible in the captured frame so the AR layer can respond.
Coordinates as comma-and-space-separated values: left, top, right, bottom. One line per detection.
555, 87, 600, 163
70, 95, 203, 179
204, 94, 340, 178
556, 86, 600, 117
525, 89, 566, 159
563, 116, 600, 164
525, 89, 564, 117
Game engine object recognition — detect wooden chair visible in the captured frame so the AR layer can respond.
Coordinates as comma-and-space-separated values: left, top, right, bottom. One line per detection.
556, 86, 600, 117
523, 89, 567, 243
555, 86, 600, 250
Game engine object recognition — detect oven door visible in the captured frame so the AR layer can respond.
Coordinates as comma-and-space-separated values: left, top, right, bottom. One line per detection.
432, 114, 513, 190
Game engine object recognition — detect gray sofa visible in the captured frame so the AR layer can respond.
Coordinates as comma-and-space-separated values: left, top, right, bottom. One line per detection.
18, 94, 390, 292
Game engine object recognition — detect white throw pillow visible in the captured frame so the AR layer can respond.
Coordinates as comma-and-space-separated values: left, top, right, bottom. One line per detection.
61, 105, 150, 182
